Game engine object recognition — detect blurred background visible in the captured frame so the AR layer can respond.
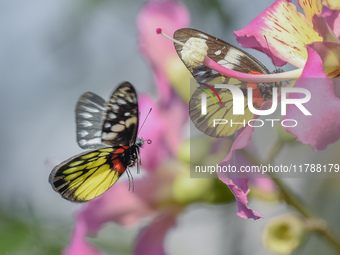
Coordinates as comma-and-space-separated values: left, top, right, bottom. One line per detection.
1, 0, 340, 254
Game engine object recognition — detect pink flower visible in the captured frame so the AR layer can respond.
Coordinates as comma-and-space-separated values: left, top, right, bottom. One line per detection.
283, 47, 340, 150
137, 0, 191, 104
217, 0, 340, 218
233, 0, 340, 150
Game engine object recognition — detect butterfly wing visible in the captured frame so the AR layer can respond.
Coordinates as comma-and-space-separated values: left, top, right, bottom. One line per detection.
49, 147, 129, 202
76, 92, 108, 149
101, 82, 139, 147
174, 28, 270, 83
189, 87, 255, 137
174, 28, 271, 137
76, 82, 139, 148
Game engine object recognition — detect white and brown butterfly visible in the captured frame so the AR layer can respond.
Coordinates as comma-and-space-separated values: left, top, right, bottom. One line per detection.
173, 28, 279, 137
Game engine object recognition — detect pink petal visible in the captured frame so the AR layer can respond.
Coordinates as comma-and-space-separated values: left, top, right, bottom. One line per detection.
312, 14, 340, 43
283, 46, 340, 150
137, 0, 190, 103
321, 8, 340, 39
311, 40, 340, 76
234, 0, 322, 68
218, 150, 264, 220
74, 181, 155, 234
159, 95, 188, 153
134, 211, 176, 255
63, 217, 103, 255
217, 127, 263, 220
137, 0, 189, 67
64, 177, 162, 254
138, 95, 171, 171
138, 94, 187, 171
220, 126, 254, 163
220, 176, 263, 220
217, 100, 278, 219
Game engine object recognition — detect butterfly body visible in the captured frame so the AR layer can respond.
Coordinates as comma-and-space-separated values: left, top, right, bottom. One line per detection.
49, 82, 143, 202
173, 28, 280, 137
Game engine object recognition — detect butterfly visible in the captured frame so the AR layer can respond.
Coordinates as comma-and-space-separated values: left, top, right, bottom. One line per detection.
173, 28, 280, 137
49, 82, 146, 202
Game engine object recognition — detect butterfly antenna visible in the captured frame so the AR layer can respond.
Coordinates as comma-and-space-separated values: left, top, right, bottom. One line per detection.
134, 109, 152, 178
255, 36, 277, 72
258, 36, 285, 88
138, 108, 152, 133
263, 35, 281, 73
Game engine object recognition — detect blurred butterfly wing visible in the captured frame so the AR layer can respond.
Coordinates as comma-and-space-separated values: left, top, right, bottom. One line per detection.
101, 82, 139, 147
174, 28, 271, 137
76, 92, 107, 149
190, 88, 254, 137
49, 147, 126, 202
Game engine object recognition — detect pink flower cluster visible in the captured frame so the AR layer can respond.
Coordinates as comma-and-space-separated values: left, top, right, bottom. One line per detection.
219, 0, 340, 220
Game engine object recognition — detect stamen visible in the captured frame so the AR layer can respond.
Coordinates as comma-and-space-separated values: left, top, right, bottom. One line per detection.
203, 56, 303, 82
157, 28, 208, 67
156, 28, 187, 48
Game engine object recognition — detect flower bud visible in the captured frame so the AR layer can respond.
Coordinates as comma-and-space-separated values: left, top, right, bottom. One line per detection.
262, 214, 307, 255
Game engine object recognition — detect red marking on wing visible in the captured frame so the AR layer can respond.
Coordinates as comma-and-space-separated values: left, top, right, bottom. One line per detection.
249, 71, 262, 75
200, 83, 223, 106
115, 146, 129, 154
110, 146, 129, 174
111, 158, 126, 174
247, 83, 263, 108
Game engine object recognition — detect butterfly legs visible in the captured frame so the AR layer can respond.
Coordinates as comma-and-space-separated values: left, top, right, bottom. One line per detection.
126, 168, 134, 192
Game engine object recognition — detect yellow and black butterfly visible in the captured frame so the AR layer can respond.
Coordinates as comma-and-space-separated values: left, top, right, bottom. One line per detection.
173, 28, 280, 137
49, 82, 145, 202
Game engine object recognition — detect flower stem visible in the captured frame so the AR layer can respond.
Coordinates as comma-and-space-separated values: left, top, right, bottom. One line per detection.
264, 142, 316, 218
272, 174, 340, 252
242, 141, 340, 253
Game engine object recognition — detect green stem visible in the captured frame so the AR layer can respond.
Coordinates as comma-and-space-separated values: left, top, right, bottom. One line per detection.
268, 174, 315, 218
242, 141, 340, 253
